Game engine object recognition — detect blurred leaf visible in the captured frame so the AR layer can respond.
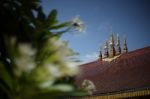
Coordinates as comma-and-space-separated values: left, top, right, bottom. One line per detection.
50, 22, 70, 30
37, 7, 46, 21
47, 9, 58, 27
48, 84, 74, 92
48, 9, 57, 20
0, 62, 13, 90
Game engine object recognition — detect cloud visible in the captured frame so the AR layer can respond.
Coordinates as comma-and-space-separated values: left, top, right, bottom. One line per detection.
80, 52, 98, 64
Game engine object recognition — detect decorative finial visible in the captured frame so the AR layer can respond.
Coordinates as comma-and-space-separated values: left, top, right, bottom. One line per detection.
123, 35, 128, 53
103, 39, 109, 58
98, 47, 102, 61
116, 34, 121, 55
109, 32, 115, 58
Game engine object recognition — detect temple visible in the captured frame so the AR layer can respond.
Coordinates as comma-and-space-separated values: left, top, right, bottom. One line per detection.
72, 32, 150, 99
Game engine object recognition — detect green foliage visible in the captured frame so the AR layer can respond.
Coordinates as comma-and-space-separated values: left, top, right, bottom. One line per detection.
0, 0, 86, 99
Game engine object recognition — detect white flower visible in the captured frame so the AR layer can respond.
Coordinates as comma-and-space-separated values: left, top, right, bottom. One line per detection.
14, 43, 36, 77
35, 37, 79, 88
50, 39, 79, 76
82, 79, 96, 95
39, 80, 54, 88
38, 62, 78, 89
18, 43, 36, 56
37, 62, 78, 89
33, 64, 57, 88
48, 38, 75, 59
62, 61, 79, 76
70, 17, 85, 32
45, 64, 62, 78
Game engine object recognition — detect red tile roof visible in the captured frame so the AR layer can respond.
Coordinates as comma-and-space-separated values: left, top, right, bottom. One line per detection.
75, 46, 150, 95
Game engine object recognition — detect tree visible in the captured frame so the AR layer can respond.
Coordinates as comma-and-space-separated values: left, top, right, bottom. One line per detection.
0, 0, 85, 99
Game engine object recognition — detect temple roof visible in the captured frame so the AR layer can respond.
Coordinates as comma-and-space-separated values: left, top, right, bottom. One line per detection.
75, 46, 150, 95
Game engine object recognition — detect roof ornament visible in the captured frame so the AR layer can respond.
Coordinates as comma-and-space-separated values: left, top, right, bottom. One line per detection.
109, 31, 115, 58
123, 35, 128, 53
98, 46, 102, 61
116, 34, 121, 55
97, 28, 128, 62
104, 39, 109, 58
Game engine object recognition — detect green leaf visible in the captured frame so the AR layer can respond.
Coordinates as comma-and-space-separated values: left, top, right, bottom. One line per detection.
48, 84, 74, 92
37, 7, 46, 21
47, 9, 58, 27
0, 62, 13, 90
48, 9, 57, 21
50, 22, 70, 30
52, 29, 70, 38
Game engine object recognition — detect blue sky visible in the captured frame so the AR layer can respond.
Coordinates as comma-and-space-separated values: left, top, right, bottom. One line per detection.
42, 0, 150, 64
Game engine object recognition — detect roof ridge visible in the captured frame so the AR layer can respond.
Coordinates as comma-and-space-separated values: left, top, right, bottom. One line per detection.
80, 46, 150, 66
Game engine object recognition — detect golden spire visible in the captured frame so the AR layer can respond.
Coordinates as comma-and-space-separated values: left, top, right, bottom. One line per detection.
123, 36, 128, 53
109, 32, 115, 58
98, 47, 102, 61
103, 39, 109, 58
116, 34, 121, 55
109, 26, 113, 44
